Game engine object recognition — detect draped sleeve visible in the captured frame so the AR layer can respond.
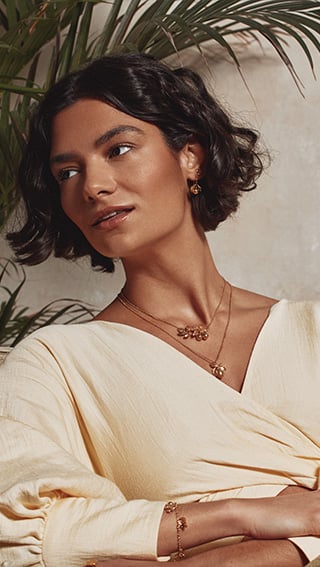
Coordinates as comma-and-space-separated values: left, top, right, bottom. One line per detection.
0, 333, 165, 567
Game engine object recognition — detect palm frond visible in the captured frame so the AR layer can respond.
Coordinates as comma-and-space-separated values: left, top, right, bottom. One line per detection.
122, 1, 320, 78
0, 258, 96, 346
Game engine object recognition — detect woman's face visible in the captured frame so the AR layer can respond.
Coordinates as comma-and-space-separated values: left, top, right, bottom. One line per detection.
50, 99, 200, 261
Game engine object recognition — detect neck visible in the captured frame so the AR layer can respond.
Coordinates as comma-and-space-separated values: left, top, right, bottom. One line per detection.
121, 228, 224, 325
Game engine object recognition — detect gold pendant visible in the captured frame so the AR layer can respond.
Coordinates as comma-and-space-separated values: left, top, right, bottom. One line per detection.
177, 325, 209, 341
210, 361, 226, 379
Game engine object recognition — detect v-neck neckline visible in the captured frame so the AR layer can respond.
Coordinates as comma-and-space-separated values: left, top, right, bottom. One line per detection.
89, 299, 285, 395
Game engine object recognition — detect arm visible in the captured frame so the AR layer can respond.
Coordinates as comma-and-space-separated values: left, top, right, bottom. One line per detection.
89, 491, 318, 565
95, 490, 318, 565
3, 423, 317, 567
2, 414, 318, 567
96, 540, 307, 566
185, 539, 308, 567
161, 487, 318, 565
0, 337, 166, 566
157, 492, 320, 556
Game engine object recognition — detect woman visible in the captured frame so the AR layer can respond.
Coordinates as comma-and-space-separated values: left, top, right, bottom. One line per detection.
1, 53, 320, 567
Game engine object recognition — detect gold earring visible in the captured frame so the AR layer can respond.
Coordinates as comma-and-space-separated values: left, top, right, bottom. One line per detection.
189, 168, 202, 195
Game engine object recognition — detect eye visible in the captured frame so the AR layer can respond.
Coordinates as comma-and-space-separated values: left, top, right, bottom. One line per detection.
108, 144, 132, 158
57, 168, 79, 182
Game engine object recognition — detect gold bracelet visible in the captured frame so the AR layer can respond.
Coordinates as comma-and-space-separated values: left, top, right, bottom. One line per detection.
84, 561, 97, 567
164, 501, 188, 561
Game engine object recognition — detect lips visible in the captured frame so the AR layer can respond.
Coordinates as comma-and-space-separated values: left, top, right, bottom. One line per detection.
91, 207, 133, 227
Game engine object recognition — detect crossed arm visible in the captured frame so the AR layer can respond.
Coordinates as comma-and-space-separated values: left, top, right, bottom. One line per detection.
98, 541, 307, 567
95, 487, 320, 566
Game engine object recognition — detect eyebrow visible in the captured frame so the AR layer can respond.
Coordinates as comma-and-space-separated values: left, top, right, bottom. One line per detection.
95, 125, 144, 147
50, 124, 144, 165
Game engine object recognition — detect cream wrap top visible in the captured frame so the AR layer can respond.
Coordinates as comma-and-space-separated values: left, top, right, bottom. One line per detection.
1, 299, 320, 565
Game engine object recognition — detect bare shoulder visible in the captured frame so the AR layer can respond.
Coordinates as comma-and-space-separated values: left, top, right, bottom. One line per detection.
232, 285, 278, 314
231, 286, 278, 336
94, 296, 128, 323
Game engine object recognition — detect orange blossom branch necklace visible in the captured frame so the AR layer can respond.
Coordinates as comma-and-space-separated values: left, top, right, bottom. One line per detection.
118, 281, 233, 379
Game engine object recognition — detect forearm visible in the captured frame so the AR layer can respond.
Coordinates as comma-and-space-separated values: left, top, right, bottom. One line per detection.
186, 539, 308, 567
93, 491, 320, 566
157, 490, 320, 557
94, 539, 308, 567
157, 499, 242, 556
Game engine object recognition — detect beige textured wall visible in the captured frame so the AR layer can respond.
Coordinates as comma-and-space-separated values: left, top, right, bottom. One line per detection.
1, 39, 319, 311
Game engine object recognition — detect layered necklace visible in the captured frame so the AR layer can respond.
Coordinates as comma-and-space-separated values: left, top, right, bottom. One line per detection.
118, 280, 233, 380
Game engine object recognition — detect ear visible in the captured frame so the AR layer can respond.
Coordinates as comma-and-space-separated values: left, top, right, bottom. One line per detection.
178, 138, 206, 181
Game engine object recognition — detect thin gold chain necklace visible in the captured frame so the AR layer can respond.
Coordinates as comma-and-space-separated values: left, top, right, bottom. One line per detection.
117, 282, 233, 379
119, 279, 226, 342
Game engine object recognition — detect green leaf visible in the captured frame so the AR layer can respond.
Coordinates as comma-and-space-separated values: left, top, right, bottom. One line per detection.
261, 13, 320, 74
0, 258, 96, 346
57, 2, 84, 78
72, 1, 94, 67
92, 0, 124, 57
108, 0, 142, 50
5, 0, 18, 29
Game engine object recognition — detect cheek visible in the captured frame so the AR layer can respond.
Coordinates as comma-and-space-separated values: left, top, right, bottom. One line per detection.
143, 154, 187, 201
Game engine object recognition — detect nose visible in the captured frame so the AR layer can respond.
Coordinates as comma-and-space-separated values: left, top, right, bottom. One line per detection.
83, 159, 116, 201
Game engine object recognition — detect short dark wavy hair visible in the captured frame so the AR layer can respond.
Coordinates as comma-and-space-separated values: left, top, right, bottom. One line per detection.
8, 52, 265, 272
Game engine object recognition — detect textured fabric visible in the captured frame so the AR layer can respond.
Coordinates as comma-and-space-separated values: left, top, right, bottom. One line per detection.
307, 556, 320, 567
0, 299, 320, 565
